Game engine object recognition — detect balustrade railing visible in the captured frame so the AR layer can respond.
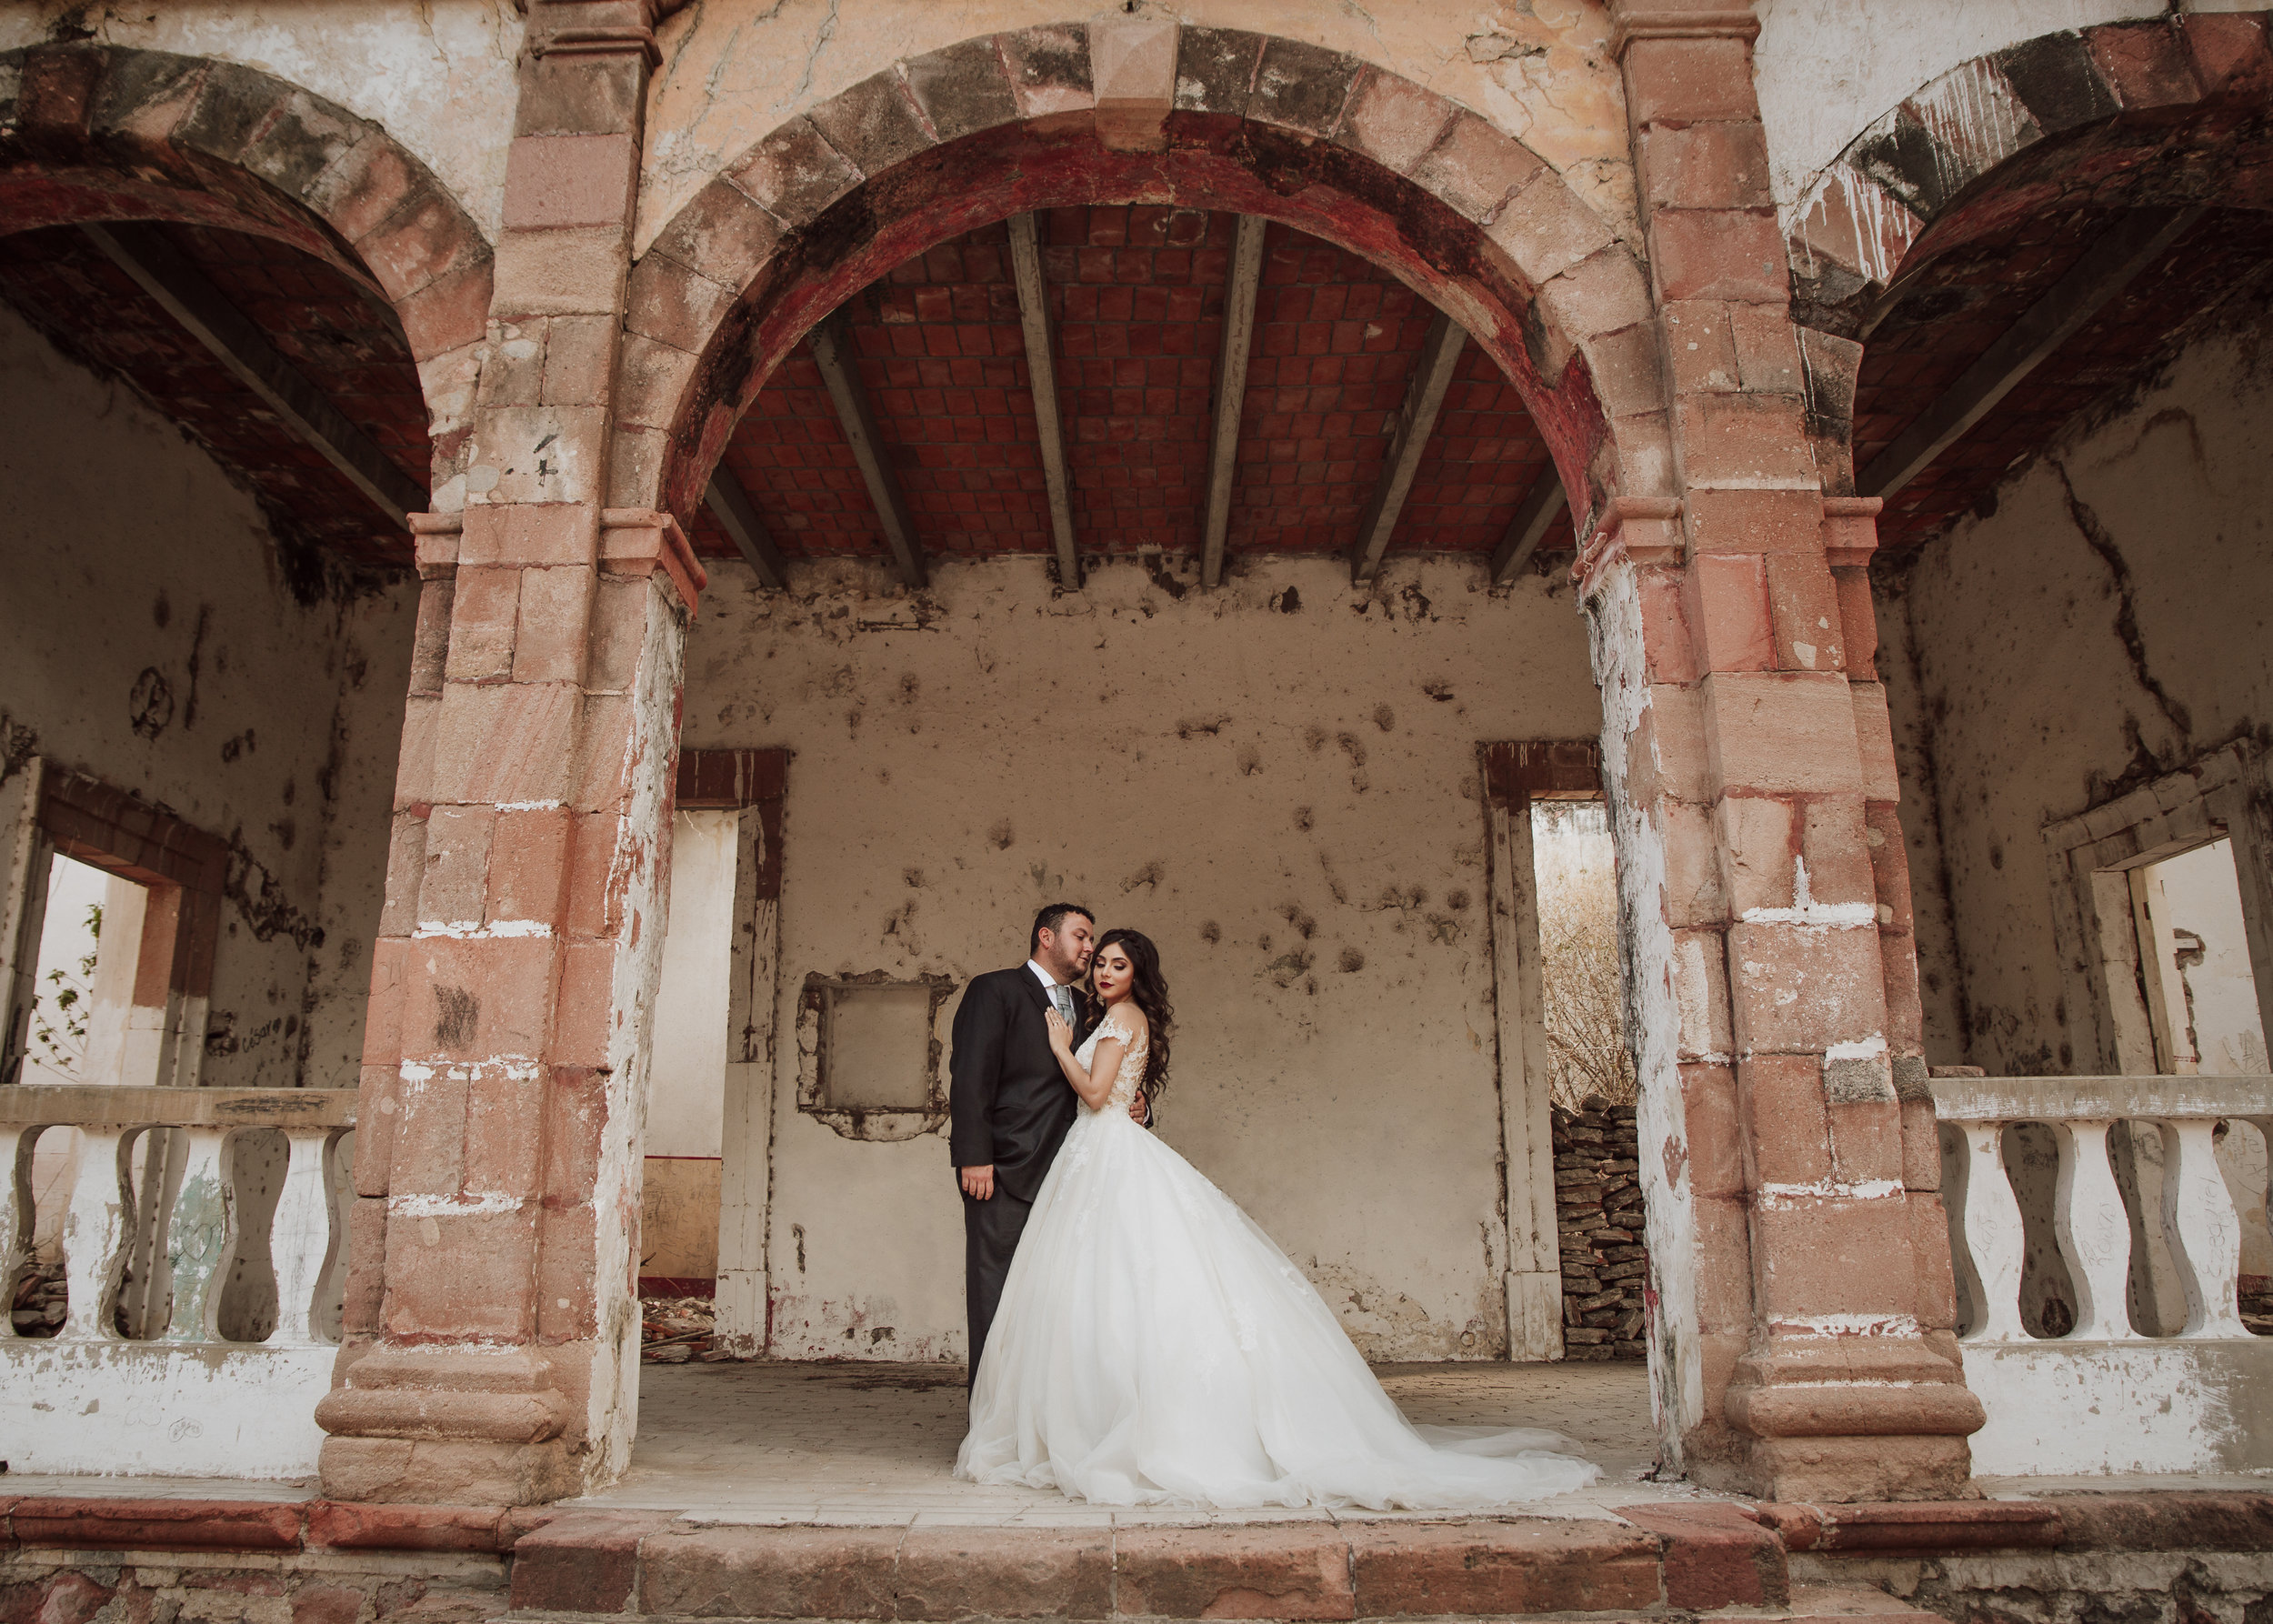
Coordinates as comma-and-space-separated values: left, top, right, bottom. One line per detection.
1, 1086, 353, 1478
1935, 1073, 2272, 1477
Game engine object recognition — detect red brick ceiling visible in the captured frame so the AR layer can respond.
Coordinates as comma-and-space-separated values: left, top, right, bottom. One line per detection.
4, 200, 2255, 582
0, 222, 428, 570
1857, 205, 2273, 548
687, 208, 1557, 570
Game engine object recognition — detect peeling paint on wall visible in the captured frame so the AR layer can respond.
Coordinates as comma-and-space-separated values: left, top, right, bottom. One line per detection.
0, 304, 413, 1094
1887, 303, 2273, 1076
676, 551, 1599, 1364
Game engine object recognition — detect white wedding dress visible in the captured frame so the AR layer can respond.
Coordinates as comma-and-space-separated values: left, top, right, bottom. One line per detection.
956, 1006, 1599, 1509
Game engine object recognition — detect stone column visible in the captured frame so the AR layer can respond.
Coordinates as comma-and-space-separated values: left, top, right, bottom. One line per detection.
1587, 2, 1980, 1501
317, 0, 706, 1504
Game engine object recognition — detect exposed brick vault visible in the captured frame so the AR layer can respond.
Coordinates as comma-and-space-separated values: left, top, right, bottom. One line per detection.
2, 0, 2269, 1528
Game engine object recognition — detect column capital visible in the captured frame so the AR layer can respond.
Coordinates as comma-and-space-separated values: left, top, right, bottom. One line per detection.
601, 506, 707, 618
1609, 7, 1761, 61
1574, 496, 1684, 599
410, 511, 464, 579
517, 1, 686, 70
1823, 496, 1883, 568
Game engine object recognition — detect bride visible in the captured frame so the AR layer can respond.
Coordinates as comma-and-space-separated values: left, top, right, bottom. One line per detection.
955, 927, 1597, 1509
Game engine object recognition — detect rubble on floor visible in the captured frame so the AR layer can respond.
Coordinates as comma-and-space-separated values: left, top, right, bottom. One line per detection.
641, 1292, 731, 1362
2243, 1275, 2273, 1338
9, 1257, 63, 1337
1554, 1095, 1648, 1360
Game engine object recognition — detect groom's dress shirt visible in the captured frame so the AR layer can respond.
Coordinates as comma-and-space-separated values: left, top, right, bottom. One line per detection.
1026, 957, 1076, 1026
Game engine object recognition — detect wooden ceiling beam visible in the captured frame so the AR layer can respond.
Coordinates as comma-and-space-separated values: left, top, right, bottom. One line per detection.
704, 468, 790, 591
1857, 206, 2206, 500
1349, 310, 1467, 585
808, 312, 926, 589
1490, 472, 1569, 585
82, 222, 427, 528
1199, 213, 1267, 590
1006, 212, 1081, 590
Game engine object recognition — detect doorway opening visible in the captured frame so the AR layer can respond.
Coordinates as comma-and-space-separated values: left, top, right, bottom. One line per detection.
2130, 836, 2273, 1336
1533, 800, 1632, 1112
636, 753, 787, 1365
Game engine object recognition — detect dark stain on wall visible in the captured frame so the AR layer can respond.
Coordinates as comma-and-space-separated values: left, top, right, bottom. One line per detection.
433, 986, 479, 1049
223, 833, 324, 949
128, 667, 174, 737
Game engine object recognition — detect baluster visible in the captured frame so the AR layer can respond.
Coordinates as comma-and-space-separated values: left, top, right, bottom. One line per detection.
2251, 1116, 2273, 1288
0, 1124, 25, 1336
268, 1127, 335, 1345
2158, 1118, 2248, 1338
162, 1126, 233, 1342
1957, 1122, 2028, 1341
2050, 1118, 2135, 1338
58, 1126, 130, 1340
314, 1128, 354, 1342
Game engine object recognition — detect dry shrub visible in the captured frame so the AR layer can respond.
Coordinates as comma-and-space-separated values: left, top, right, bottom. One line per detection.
1534, 801, 1637, 1110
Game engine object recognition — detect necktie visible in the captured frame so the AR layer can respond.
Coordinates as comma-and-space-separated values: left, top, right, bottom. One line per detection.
1053, 984, 1073, 1026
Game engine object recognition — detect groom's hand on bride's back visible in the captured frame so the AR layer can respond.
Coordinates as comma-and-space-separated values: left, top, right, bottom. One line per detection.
960, 1164, 996, 1200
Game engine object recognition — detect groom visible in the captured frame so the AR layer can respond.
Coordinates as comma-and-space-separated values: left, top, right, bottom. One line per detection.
950, 903, 1146, 1387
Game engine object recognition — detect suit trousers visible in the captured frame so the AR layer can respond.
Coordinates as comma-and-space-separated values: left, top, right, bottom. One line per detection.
962, 1181, 1036, 1391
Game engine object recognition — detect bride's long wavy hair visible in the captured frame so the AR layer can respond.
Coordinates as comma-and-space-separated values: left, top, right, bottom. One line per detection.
1093, 927, 1172, 1103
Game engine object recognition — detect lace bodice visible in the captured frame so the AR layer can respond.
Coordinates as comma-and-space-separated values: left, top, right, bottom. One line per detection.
1076, 1005, 1147, 1113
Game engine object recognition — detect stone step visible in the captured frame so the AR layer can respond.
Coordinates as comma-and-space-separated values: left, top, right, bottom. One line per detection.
25, 1489, 2272, 1624
1777, 1585, 1948, 1624
500, 1506, 1884, 1620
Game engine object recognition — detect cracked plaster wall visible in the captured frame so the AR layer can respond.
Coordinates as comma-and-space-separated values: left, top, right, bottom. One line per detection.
0, 0, 523, 240
675, 551, 1599, 1362
0, 302, 414, 1092
1881, 302, 2273, 1076
640, 0, 1636, 262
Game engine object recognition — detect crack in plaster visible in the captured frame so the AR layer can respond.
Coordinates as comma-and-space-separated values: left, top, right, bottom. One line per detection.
793, 0, 839, 107
2051, 458, 2194, 747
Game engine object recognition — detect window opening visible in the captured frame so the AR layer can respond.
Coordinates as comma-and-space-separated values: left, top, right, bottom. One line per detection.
2131, 837, 2268, 1076
816, 983, 938, 1112
15, 855, 160, 1338
2129, 837, 2272, 1335
22, 853, 124, 1085
2118, 837, 2264, 1328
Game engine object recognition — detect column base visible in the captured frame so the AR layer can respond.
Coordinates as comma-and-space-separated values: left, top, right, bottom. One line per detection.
1735, 1433, 1977, 1503
317, 1435, 582, 1505
1715, 1335, 1986, 1501
314, 1345, 588, 1505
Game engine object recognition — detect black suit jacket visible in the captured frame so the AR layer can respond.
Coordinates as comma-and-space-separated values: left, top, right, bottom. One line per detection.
948, 967, 1097, 1204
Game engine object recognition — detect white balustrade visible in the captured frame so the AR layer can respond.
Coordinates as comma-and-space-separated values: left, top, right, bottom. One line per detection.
1934, 1074, 2273, 1478
1, 1086, 354, 1478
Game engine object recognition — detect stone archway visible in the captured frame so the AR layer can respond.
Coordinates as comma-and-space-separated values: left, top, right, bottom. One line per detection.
0, 43, 496, 486
301, 3, 2000, 1508
591, 15, 1692, 1471
610, 23, 1664, 536
1782, 14, 2273, 489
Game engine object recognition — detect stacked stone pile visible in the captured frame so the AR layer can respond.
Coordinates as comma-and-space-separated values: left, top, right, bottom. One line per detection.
9, 1257, 65, 1336
1554, 1097, 1648, 1360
